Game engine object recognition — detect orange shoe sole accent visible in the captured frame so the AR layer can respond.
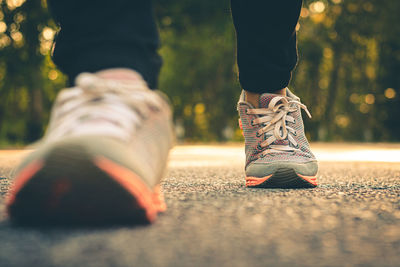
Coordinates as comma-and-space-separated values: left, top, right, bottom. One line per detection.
6, 160, 44, 207
245, 175, 273, 187
94, 156, 165, 223
153, 184, 167, 212
297, 173, 318, 186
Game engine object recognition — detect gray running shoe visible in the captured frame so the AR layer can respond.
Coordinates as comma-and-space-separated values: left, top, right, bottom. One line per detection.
237, 88, 318, 188
7, 72, 174, 225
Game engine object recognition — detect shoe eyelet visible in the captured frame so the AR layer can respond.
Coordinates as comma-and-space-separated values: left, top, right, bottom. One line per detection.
293, 119, 296, 124
257, 144, 263, 150
256, 132, 262, 137
292, 131, 297, 136
260, 154, 265, 158
251, 120, 256, 127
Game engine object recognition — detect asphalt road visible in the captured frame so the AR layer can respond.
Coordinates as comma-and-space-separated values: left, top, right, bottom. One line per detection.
0, 145, 399, 267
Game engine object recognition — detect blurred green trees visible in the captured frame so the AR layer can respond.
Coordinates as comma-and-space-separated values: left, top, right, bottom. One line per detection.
0, 0, 65, 145
295, 0, 400, 141
0, 0, 399, 145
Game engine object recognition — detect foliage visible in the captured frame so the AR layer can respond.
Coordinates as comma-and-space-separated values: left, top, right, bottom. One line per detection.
295, 0, 400, 141
0, 0, 399, 145
0, 0, 66, 145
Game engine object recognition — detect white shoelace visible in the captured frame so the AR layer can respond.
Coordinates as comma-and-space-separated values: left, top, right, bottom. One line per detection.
247, 96, 312, 155
45, 73, 163, 143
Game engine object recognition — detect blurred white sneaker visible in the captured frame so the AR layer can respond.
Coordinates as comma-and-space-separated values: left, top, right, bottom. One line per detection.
7, 72, 174, 225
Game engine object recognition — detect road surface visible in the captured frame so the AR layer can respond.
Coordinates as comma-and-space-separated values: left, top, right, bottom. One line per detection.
0, 144, 399, 267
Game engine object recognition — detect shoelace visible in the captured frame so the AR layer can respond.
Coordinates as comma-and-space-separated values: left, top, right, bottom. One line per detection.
45, 73, 163, 143
247, 96, 311, 155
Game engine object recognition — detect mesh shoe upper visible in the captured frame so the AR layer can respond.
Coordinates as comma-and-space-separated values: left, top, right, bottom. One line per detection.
45, 73, 172, 144
238, 88, 317, 176
25, 72, 174, 188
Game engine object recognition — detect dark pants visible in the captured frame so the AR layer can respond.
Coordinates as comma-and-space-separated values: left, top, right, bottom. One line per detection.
48, 0, 302, 93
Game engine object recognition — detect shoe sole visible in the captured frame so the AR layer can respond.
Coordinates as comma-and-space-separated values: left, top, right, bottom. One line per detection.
246, 168, 317, 188
6, 145, 165, 226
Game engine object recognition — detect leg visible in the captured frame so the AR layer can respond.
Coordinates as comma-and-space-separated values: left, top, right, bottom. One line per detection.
234, 1, 318, 188
48, 0, 161, 88
231, 0, 302, 94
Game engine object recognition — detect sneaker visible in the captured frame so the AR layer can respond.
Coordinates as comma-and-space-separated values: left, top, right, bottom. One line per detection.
237, 88, 318, 188
6, 72, 174, 225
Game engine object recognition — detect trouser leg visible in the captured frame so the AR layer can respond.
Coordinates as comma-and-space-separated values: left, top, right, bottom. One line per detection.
47, 0, 161, 88
231, 0, 303, 93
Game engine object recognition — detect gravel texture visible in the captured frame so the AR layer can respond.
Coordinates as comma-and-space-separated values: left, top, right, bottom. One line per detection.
0, 150, 399, 267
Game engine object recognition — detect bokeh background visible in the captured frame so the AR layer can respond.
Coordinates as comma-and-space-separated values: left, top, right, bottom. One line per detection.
0, 0, 399, 146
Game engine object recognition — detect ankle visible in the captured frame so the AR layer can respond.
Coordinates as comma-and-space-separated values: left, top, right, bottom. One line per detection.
274, 88, 287, 96
95, 68, 142, 81
244, 91, 261, 108
244, 88, 287, 108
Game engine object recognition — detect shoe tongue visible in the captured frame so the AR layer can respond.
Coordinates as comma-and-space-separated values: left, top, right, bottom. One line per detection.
258, 93, 280, 108
258, 93, 290, 148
